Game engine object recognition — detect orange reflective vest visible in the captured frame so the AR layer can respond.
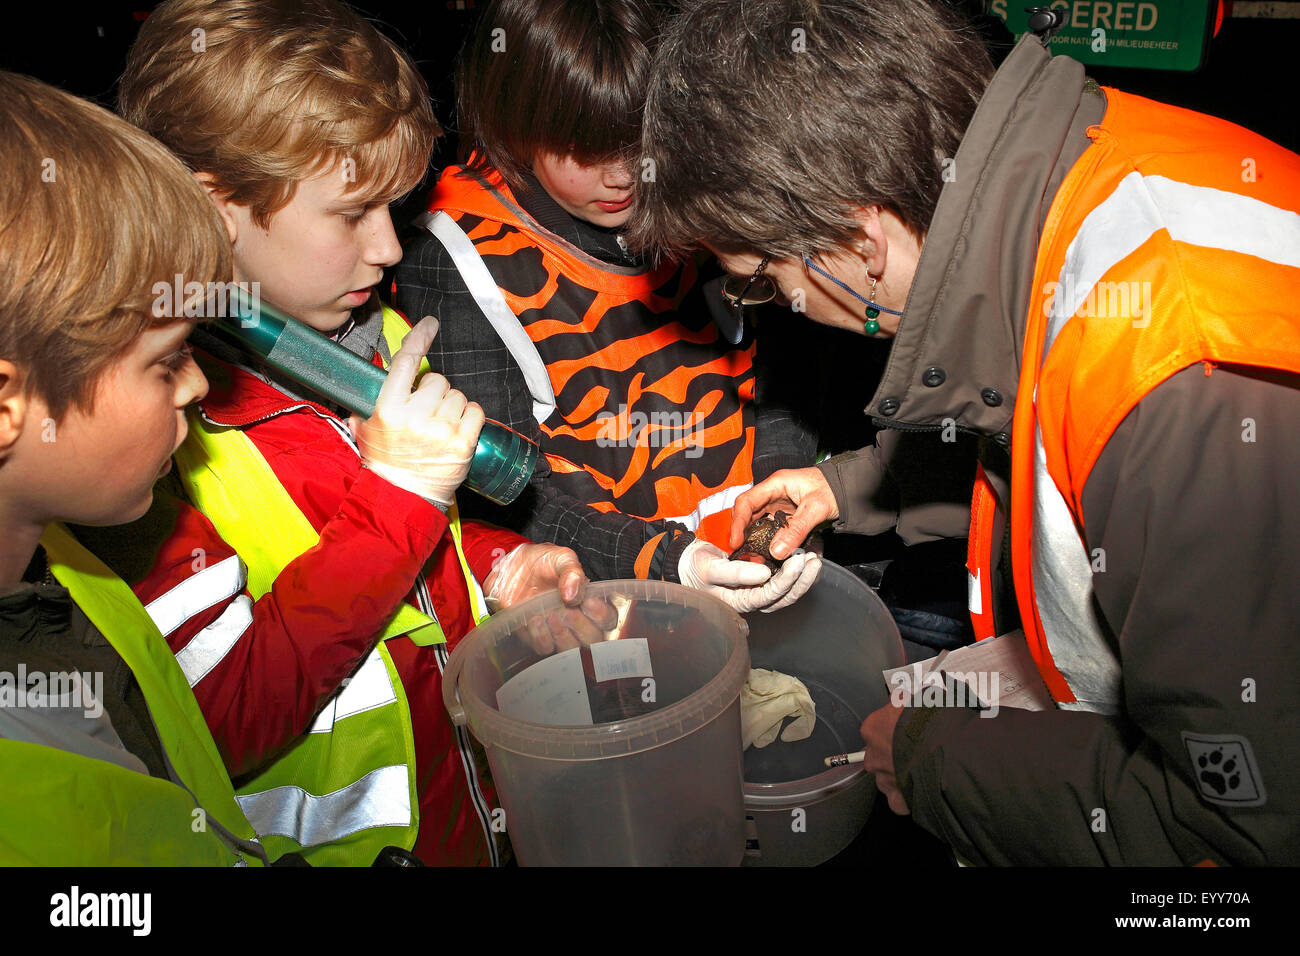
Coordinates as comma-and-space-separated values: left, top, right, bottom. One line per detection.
422, 167, 756, 554
968, 89, 1300, 710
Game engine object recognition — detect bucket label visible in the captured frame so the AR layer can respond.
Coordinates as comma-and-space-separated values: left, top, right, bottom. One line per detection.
495, 647, 594, 726
744, 815, 761, 858
590, 638, 654, 683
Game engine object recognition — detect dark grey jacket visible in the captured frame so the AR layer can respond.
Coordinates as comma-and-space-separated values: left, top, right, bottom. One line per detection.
821, 36, 1300, 865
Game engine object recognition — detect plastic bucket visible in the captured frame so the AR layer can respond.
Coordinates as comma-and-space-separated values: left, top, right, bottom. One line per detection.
741, 561, 905, 866
442, 579, 751, 866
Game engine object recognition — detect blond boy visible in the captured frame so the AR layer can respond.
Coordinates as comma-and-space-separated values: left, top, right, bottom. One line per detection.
117, 0, 595, 866
0, 71, 263, 865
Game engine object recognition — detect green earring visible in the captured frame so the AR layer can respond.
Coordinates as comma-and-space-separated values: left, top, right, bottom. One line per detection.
864, 275, 881, 334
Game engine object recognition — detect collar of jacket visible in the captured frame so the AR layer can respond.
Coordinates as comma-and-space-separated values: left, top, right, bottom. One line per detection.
195, 301, 389, 427
196, 349, 339, 428
864, 35, 1104, 440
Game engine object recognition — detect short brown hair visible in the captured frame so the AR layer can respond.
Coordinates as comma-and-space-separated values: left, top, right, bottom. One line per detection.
456, 0, 660, 191
627, 0, 994, 260
0, 71, 231, 420
120, 0, 438, 227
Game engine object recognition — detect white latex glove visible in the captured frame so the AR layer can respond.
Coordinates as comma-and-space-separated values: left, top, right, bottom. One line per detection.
677, 539, 822, 614
741, 668, 817, 750
351, 316, 485, 509
485, 544, 620, 654
484, 542, 587, 609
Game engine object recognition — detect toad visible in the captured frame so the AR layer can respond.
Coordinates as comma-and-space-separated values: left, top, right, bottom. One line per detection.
729, 511, 791, 570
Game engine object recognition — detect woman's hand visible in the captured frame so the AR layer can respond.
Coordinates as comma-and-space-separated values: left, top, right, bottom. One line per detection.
729, 467, 839, 561
860, 702, 910, 815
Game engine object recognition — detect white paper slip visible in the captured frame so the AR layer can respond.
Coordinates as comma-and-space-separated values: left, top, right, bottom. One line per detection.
589, 638, 653, 683
880, 630, 1054, 714
495, 647, 593, 726
940, 631, 1054, 712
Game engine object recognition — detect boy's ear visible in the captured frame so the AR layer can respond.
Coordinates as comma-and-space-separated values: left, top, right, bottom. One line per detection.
193, 171, 240, 244
0, 360, 30, 458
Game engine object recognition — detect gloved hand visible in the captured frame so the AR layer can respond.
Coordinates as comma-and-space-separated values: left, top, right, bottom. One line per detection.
351, 316, 485, 509
486, 543, 619, 654
677, 539, 822, 614
485, 542, 586, 609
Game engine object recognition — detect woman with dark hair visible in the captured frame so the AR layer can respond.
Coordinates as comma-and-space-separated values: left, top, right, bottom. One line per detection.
631, 0, 1300, 865
396, 0, 821, 614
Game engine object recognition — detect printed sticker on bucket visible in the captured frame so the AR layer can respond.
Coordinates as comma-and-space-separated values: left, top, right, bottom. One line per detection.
590, 638, 654, 683
496, 648, 594, 726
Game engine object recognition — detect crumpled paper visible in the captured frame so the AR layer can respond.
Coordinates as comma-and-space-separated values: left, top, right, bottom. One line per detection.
740, 668, 816, 750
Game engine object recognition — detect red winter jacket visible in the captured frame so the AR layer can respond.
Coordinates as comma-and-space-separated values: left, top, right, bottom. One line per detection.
126, 350, 526, 866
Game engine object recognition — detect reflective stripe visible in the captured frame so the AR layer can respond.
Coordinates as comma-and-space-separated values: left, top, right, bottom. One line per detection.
144, 554, 244, 638
1029, 421, 1121, 714
1025, 170, 1300, 711
235, 764, 411, 848
661, 482, 752, 532
1046, 173, 1300, 354
171, 595, 254, 688
308, 649, 398, 734
967, 569, 983, 617
965, 466, 1000, 641
416, 210, 558, 424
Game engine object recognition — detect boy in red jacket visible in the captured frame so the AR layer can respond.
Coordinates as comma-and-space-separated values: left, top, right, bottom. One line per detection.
112, 0, 600, 865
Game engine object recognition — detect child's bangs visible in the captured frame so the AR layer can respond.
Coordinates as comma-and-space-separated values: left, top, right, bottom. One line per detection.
292, 62, 436, 207
531, 38, 648, 168
341, 118, 434, 205
538, 71, 642, 166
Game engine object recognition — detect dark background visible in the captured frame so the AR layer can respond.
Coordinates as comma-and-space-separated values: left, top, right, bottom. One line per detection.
2, 1, 1295, 169
1, 0, 1293, 870
1, 0, 1291, 511
3, 0, 1292, 567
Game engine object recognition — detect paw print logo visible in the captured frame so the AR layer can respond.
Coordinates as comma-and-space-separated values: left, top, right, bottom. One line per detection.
1181, 732, 1266, 807
1195, 747, 1241, 795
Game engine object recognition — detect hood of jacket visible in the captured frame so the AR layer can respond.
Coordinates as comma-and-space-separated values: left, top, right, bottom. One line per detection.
430, 165, 524, 224
865, 35, 1105, 440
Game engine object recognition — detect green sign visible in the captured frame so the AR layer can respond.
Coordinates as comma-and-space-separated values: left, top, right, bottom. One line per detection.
989, 1, 1218, 71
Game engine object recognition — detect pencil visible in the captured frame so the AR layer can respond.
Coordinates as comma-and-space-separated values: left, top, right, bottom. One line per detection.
824, 749, 866, 768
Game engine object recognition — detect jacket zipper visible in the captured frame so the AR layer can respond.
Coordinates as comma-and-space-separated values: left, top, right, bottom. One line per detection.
200, 399, 500, 865
418, 578, 501, 868
871, 416, 1010, 448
